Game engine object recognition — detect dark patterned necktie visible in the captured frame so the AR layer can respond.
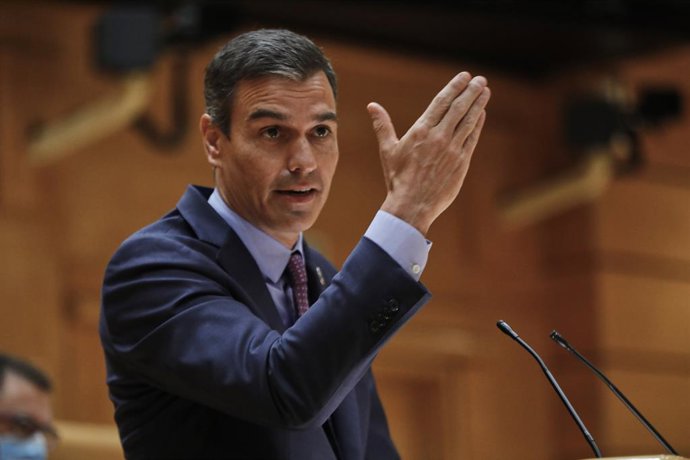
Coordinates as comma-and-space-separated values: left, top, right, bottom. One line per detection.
286, 252, 310, 317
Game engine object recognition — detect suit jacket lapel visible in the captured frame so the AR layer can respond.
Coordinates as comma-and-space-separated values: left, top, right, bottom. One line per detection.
176, 185, 285, 332
217, 231, 286, 332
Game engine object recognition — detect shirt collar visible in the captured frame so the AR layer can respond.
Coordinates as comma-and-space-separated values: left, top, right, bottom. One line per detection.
208, 188, 303, 284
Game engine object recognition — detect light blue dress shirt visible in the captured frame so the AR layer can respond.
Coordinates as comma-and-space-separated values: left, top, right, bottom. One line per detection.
208, 189, 430, 327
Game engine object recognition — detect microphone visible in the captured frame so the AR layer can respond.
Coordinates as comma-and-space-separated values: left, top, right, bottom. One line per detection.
550, 330, 679, 455
496, 320, 602, 458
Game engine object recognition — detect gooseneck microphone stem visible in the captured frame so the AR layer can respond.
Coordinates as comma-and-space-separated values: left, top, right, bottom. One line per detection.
497, 321, 602, 458
550, 330, 679, 455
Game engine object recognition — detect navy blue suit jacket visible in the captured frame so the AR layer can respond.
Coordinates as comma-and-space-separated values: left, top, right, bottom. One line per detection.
100, 185, 430, 459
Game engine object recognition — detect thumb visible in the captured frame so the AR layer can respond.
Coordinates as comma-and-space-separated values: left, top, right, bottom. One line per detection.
367, 102, 398, 153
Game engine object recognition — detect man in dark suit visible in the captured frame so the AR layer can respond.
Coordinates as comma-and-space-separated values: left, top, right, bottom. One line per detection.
100, 29, 490, 459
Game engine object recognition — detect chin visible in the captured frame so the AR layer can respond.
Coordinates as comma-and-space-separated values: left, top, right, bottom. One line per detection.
288, 210, 320, 227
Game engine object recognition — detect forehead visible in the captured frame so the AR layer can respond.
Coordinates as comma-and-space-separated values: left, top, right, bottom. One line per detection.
0, 371, 51, 423
231, 72, 336, 119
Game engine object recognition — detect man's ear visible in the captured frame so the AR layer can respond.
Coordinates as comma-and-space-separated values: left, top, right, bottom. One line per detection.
200, 114, 224, 167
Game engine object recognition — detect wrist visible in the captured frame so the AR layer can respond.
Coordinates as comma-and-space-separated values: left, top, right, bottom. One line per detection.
380, 195, 432, 236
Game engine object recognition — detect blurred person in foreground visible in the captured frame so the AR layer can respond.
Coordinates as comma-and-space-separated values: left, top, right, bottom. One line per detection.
0, 353, 57, 460
100, 28, 490, 459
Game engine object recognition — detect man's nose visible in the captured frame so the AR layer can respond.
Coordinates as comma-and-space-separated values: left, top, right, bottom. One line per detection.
287, 137, 317, 173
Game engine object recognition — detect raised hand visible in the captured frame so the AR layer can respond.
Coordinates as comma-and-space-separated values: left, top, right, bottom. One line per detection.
367, 72, 490, 235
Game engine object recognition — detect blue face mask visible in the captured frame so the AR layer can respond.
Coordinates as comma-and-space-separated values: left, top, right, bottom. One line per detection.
0, 433, 47, 460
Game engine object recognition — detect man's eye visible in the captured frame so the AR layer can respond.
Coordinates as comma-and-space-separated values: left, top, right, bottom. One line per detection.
313, 126, 331, 137
262, 127, 280, 139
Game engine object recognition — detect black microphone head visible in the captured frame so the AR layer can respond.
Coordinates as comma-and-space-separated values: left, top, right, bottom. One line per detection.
496, 320, 519, 339
550, 330, 570, 350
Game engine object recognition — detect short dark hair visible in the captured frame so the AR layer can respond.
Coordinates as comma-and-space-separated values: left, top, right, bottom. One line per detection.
204, 29, 338, 135
0, 353, 52, 393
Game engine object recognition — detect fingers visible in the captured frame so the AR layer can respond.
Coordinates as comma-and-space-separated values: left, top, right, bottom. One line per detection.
374, 73, 490, 235
450, 86, 491, 150
418, 72, 472, 127
440, 77, 489, 135
367, 102, 398, 153
460, 109, 486, 162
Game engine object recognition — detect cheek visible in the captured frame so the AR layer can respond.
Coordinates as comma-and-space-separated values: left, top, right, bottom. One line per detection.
235, 158, 281, 195
322, 152, 339, 185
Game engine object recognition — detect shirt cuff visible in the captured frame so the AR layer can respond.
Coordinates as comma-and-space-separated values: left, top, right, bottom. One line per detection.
364, 210, 432, 281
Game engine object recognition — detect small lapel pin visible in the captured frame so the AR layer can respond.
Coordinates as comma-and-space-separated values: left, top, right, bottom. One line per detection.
315, 266, 326, 287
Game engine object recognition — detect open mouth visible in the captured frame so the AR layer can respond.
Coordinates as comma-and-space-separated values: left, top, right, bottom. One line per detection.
276, 188, 316, 196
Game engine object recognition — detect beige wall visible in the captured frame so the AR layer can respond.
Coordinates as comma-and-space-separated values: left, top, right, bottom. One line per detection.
0, 3, 687, 459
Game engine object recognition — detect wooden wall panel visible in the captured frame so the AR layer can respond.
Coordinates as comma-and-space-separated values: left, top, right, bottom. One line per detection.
376, 371, 446, 460
598, 273, 690, 354
595, 180, 690, 263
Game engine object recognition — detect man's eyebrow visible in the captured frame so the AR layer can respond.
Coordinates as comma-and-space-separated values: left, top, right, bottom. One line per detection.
316, 111, 338, 122
247, 109, 337, 123
247, 109, 288, 121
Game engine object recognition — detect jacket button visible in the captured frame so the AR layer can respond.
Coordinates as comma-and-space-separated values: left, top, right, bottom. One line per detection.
385, 298, 400, 313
